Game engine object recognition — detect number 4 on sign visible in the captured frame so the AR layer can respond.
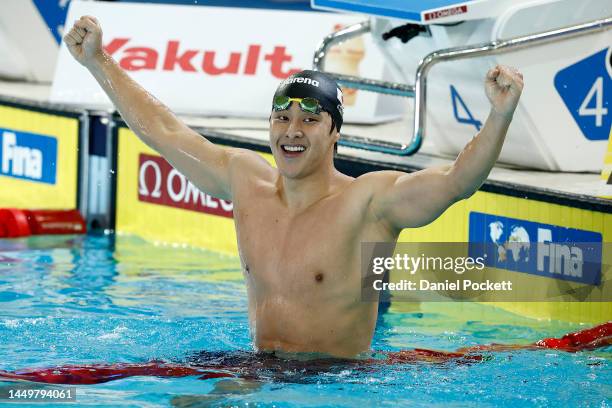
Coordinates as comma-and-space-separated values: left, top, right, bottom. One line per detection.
450, 85, 482, 131
579, 77, 608, 127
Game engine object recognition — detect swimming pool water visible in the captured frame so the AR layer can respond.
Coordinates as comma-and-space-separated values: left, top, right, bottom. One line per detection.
0, 235, 609, 407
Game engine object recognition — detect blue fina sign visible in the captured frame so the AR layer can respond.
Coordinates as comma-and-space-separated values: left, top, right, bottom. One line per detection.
468, 212, 602, 285
0, 128, 57, 184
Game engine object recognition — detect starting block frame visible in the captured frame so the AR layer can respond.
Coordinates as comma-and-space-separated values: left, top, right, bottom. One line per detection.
312, 16, 612, 156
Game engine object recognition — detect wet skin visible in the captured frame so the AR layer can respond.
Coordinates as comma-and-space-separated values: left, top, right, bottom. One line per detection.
64, 15, 523, 359
231, 104, 395, 358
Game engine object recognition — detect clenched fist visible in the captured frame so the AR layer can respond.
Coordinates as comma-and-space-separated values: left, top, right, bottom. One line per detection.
485, 65, 524, 118
63, 16, 104, 68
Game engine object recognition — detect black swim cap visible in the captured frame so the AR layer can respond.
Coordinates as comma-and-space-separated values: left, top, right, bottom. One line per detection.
272, 70, 344, 132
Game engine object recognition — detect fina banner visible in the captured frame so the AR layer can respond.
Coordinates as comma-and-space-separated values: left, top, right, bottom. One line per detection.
52, 1, 405, 123
0, 104, 80, 209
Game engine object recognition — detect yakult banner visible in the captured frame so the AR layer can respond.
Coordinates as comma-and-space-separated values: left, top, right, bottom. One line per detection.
52, 1, 405, 123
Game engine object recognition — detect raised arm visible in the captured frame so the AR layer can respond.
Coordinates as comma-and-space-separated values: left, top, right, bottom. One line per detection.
369, 65, 524, 231
63, 16, 271, 201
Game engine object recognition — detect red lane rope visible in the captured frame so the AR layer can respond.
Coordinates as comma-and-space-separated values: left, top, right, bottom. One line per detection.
1, 322, 609, 385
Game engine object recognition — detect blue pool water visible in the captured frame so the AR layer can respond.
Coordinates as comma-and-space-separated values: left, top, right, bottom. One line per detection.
0, 235, 610, 407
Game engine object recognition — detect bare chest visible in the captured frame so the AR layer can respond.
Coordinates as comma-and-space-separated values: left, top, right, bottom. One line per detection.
233, 195, 362, 297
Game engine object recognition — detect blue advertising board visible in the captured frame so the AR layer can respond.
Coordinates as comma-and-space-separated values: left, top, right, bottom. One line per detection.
468, 212, 602, 285
0, 128, 58, 185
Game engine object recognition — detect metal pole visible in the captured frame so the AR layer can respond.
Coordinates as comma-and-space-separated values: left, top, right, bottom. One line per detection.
313, 16, 612, 156
78, 111, 90, 216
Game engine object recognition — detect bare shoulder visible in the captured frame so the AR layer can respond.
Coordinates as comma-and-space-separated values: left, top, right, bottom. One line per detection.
340, 171, 405, 239
351, 170, 405, 196
228, 147, 276, 180
343, 170, 405, 214
227, 147, 277, 196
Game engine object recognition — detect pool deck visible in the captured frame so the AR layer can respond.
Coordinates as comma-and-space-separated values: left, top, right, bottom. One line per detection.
0, 79, 609, 211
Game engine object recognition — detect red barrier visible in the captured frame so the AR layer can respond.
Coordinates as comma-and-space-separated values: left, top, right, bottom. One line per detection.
0, 209, 31, 237
0, 209, 86, 238
0, 322, 609, 385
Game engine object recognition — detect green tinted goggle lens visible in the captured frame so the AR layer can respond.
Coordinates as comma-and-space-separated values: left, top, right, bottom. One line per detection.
273, 96, 321, 114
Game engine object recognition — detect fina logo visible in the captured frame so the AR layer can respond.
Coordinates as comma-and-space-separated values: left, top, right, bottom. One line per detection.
536, 228, 584, 279
469, 212, 602, 285
0, 129, 57, 184
488, 221, 583, 278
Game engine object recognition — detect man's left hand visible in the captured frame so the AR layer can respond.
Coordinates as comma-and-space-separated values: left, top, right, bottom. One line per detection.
485, 65, 524, 118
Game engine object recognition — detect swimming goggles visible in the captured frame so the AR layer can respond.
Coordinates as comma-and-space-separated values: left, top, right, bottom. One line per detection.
272, 96, 322, 115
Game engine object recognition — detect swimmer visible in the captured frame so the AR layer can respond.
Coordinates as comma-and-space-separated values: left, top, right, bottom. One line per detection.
63, 16, 524, 358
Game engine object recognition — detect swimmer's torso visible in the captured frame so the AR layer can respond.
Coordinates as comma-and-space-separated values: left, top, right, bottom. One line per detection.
231, 172, 395, 358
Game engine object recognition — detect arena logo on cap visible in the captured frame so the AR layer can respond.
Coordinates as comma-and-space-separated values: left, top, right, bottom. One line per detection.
138, 153, 233, 218
0, 128, 57, 184
468, 212, 602, 285
280, 77, 320, 87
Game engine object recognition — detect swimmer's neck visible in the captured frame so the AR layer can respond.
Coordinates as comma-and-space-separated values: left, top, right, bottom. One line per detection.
276, 166, 350, 212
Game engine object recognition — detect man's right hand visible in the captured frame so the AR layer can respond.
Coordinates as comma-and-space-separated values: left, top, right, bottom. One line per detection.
63, 16, 104, 68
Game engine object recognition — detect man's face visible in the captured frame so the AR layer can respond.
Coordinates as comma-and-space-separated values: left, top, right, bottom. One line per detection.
269, 102, 338, 179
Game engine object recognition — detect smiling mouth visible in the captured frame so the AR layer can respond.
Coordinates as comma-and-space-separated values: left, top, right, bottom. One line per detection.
281, 145, 306, 156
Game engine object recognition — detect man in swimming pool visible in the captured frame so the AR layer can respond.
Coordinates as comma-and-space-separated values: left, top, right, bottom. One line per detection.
64, 16, 523, 359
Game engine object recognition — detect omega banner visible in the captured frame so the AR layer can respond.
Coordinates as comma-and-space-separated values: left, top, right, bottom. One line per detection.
137, 153, 233, 218
115, 126, 274, 253
52, 1, 405, 123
